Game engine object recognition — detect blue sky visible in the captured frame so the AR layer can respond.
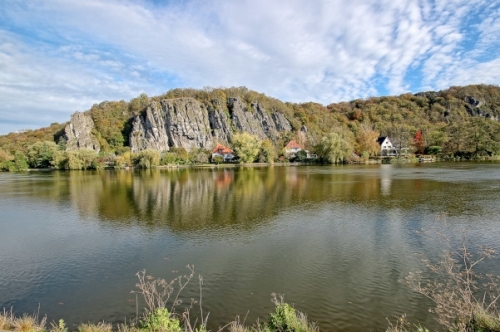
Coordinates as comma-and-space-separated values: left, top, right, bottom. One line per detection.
0, 0, 499, 134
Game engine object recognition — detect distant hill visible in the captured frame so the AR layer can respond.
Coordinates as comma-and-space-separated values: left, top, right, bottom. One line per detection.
1, 84, 500, 170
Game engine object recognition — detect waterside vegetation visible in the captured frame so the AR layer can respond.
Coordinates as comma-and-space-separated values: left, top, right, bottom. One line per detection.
2, 84, 500, 171
2, 230, 500, 332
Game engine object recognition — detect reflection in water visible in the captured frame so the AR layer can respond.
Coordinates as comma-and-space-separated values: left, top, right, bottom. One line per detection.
1, 164, 500, 332
61, 165, 483, 230
380, 164, 392, 196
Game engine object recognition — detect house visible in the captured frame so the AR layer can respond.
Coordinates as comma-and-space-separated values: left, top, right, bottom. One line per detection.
284, 140, 317, 160
211, 144, 235, 162
377, 136, 409, 156
285, 140, 302, 156
377, 137, 397, 156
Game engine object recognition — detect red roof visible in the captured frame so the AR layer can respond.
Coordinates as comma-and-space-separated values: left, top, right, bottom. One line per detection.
212, 144, 233, 154
285, 140, 302, 149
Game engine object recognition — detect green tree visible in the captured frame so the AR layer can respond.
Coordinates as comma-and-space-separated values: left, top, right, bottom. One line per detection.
231, 132, 261, 163
258, 139, 276, 163
14, 151, 29, 171
67, 150, 98, 170
27, 141, 58, 168
189, 148, 210, 164
316, 131, 354, 163
132, 150, 160, 169
169, 147, 189, 164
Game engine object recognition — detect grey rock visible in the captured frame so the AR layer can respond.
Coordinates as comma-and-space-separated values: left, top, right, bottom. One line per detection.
130, 98, 212, 152
228, 98, 292, 141
64, 112, 100, 152
129, 97, 292, 152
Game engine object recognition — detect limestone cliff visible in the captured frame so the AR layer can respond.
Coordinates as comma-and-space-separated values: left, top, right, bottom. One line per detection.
64, 112, 100, 152
129, 97, 292, 152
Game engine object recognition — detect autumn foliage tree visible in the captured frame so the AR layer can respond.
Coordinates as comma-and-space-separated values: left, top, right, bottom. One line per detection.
355, 124, 380, 157
231, 132, 261, 163
413, 130, 425, 154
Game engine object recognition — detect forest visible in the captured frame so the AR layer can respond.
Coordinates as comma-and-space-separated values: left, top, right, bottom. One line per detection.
1, 84, 500, 171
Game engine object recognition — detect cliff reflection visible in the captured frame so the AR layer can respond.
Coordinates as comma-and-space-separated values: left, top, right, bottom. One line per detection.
57, 165, 480, 231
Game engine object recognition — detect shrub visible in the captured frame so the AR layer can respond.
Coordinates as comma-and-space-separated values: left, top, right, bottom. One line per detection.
14, 151, 29, 171
406, 228, 500, 332
265, 294, 318, 332
425, 146, 442, 155
27, 141, 59, 168
67, 150, 99, 170
139, 308, 182, 332
132, 150, 161, 169
160, 152, 179, 165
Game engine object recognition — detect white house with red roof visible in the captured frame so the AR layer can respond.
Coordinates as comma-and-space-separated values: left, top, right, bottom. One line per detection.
285, 140, 302, 155
211, 144, 235, 162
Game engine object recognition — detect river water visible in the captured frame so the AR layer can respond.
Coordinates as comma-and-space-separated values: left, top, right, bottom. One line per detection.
1, 163, 500, 331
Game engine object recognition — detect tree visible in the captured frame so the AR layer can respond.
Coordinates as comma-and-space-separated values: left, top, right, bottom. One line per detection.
231, 132, 261, 163
132, 150, 160, 169
27, 141, 58, 168
316, 131, 354, 163
413, 130, 425, 154
258, 139, 276, 163
355, 124, 380, 156
14, 151, 29, 171
67, 149, 99, 170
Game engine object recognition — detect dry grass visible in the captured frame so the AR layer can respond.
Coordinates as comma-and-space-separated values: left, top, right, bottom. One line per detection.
11, 314, 46, 332
405, 226, 500, 332
77, 322, 112, 332
0, 308, 15, 330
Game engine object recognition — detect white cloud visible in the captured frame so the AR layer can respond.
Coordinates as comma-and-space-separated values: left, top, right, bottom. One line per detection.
0, 0, 499, 134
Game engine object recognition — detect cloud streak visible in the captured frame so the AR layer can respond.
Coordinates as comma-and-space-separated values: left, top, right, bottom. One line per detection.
0, 0, 499, 134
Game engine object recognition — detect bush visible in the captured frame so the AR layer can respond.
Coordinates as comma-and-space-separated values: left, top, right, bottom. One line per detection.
160, 152, 179, 165
265, 294, 318, 332
405, 228, 500, 332
27, 141, 58, 168
425, 146, 442, 155
189, 149, 210, 164
132, 150, 161, 169
139, 308, 182, 332
67, 150, 99, 170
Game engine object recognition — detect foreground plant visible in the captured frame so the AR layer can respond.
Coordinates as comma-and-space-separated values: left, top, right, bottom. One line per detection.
265, 294, 318, 332
11, 313, 46, 332
405, 228, 500, 332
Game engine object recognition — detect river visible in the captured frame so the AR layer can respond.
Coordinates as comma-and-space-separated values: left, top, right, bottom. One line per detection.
1, 162, 500, 331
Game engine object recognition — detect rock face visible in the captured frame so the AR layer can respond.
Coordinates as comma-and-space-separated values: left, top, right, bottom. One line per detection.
464, 96, 499, 120
228, 98, 292, 140
130, 97, 292, 152
64, 112, 100, 152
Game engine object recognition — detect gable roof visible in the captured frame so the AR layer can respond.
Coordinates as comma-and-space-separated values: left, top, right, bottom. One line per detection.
285, 140, 302, 150
377, 136, 390, 145
212, 143, 233, 154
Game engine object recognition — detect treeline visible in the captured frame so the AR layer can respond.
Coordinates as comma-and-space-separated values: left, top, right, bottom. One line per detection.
0, 141, 215, 171
1, 84, 500, 171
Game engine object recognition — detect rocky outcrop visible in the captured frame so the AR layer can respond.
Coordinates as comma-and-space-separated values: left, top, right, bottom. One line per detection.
129, 97, 292, 152
228, 98, 292, 140
64, 112, 100, 152
464, 96, 499, 120
130, 98, 213, 152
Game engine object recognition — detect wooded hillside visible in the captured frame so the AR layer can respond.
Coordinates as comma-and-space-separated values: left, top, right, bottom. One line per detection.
1, 84, 500, 170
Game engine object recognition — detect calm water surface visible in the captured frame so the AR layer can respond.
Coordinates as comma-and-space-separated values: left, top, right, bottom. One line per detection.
1, 163, 500, 331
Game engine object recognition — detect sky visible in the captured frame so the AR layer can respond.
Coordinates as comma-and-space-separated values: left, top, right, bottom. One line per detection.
0, 0, 499, 135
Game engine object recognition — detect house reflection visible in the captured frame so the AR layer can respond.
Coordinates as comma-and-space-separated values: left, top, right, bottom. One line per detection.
380, 164, 392, 196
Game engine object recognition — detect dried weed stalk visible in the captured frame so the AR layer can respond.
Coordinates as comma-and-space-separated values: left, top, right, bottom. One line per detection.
406, 226, 500, 332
